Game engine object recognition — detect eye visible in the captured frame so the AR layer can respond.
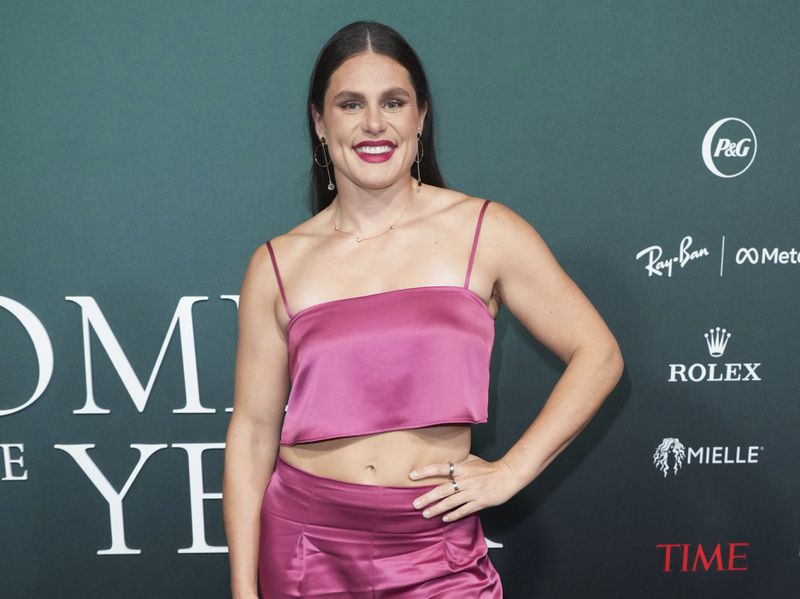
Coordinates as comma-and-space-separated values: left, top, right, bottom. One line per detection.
384, 99, 405, 110
340, 101, 361, 112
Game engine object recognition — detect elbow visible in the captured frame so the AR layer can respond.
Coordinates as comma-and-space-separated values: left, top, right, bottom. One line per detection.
604, 337, 625, 385
576, 334, 623, 384
569, 333, 624, 385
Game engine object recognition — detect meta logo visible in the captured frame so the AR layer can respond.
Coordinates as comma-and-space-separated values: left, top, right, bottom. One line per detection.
657, 542, 749, 572
653, 438, 763, 477
701, 117, 757, 178
668, 326, 762, 383
735, 246, 800, 266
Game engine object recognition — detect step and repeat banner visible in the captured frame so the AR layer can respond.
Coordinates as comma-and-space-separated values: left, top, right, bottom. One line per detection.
2, 2, 798, 598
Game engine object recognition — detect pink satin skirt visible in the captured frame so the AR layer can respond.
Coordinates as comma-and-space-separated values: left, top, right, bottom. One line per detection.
258, 455, 503, 598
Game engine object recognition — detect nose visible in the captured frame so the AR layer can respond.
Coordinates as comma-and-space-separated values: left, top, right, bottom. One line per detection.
361, 103, 386, 134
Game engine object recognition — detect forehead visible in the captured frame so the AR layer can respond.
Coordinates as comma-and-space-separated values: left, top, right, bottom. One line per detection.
326, 52, 414, 98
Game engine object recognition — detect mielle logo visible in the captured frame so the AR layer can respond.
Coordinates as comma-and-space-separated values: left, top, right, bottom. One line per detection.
653, 438, 762, 477
668, 326, 762, 383
657, 542, 749, 572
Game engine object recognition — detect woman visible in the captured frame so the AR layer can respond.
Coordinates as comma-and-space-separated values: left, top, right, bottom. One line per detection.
223, 20, 623, 598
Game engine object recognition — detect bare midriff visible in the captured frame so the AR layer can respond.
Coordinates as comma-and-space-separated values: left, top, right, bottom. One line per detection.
277, 424, 472, 487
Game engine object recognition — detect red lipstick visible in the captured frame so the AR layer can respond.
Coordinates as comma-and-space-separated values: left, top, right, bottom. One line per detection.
353, 140, 396, 163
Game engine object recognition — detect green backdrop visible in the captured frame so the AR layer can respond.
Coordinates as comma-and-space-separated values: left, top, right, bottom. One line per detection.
2, 2, 798, 597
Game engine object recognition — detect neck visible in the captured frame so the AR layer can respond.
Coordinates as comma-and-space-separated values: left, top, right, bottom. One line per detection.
330, 177, 421, 234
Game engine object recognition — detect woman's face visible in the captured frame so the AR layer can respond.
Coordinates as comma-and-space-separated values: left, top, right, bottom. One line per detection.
312, 51, 427, 193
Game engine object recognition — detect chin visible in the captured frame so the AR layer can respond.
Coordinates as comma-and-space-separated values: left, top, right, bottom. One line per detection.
354, 175, 404, 190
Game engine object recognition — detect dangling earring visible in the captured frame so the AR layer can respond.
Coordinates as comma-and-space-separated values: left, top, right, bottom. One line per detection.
415, 130, 424, 191
314, 136, 335, 191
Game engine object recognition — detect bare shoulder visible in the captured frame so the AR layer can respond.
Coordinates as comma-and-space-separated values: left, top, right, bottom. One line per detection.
479, 198, 539, 241
240, 218, 315, 308
444, 196, 546, 266
245, 209, 332, 329
434, 191, 534, 234
460, 197, 569, 314
476, 198, 552, 265
421, 186, 491, 225
239, 241, 277, 317
262, 207, 331, 267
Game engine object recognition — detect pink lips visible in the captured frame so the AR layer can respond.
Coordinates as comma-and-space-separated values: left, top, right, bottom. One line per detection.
353, 140, 396, 163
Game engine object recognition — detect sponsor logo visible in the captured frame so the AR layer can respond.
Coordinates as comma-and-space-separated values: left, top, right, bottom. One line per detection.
653, 438, 762, 477
657, 542, 749, 572
704, 326, 730, 358
653, 438, 686, 477
635, 235, 710, 277
668, 326, 761, 383
701, 117, 757, 178
735, 246, 800, 266
637, 235, 798, 279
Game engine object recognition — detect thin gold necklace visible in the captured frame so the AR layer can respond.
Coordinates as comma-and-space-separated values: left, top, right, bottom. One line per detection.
333, 195, 414, 243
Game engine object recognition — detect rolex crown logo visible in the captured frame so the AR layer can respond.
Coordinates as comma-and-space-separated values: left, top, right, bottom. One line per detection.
704, 326, 731, 358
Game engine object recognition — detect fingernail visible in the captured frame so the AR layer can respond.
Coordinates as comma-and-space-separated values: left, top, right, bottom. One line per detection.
423, 510, 430, 518
413, 499, 421, 508
409, 471, 417, 478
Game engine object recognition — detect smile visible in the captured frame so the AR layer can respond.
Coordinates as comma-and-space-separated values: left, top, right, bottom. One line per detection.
353, 143, 396, 163
355, 145, 394, 154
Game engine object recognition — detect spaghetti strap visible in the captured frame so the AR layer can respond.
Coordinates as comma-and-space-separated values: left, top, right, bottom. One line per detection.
463, 199, 490, 288
265, 240, 293, 319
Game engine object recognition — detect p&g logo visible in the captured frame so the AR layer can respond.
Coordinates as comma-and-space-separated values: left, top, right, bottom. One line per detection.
701, 117, 757, 178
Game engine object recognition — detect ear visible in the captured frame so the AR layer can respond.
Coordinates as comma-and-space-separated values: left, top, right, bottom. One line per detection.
418, 101, 428, 133
311, 103, 326, 140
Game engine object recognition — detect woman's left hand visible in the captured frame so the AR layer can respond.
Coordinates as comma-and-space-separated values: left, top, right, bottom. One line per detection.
409, 453, 521, 522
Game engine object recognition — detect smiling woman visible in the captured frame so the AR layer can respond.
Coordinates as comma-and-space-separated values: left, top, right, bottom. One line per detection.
311, 51, 427, 195
222, 19, 623, 599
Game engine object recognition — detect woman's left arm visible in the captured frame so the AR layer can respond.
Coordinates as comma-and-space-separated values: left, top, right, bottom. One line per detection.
486, 200, 624, 492
409, 200, 624, 521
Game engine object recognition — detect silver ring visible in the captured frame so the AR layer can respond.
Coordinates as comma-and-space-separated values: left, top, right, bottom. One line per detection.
451, 480, 460, 493
448, 462, 455, 477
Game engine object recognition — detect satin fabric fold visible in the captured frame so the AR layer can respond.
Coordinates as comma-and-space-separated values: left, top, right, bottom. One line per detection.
259, 455, 503, 598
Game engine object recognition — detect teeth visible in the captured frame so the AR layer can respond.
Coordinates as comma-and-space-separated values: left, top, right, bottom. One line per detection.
356, 145, 393, 154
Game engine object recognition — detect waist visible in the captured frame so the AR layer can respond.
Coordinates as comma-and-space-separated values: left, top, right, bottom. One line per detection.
277, 425, 471, 487
266, 455, 449, 534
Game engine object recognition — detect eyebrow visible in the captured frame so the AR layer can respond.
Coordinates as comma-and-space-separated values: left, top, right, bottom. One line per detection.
332, 87, 412, 102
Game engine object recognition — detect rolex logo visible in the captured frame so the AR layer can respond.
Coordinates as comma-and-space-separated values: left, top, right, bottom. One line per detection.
704, 327, 731, 357
667, 325, 761, 383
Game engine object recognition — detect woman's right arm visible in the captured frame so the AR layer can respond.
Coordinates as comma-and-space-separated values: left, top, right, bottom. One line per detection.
223, 242, 290, 599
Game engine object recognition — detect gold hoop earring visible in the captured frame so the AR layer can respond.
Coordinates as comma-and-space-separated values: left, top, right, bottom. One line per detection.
314, 137, 335, 191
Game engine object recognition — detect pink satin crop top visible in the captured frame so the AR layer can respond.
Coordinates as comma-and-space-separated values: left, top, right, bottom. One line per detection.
265, 199, 494, 446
